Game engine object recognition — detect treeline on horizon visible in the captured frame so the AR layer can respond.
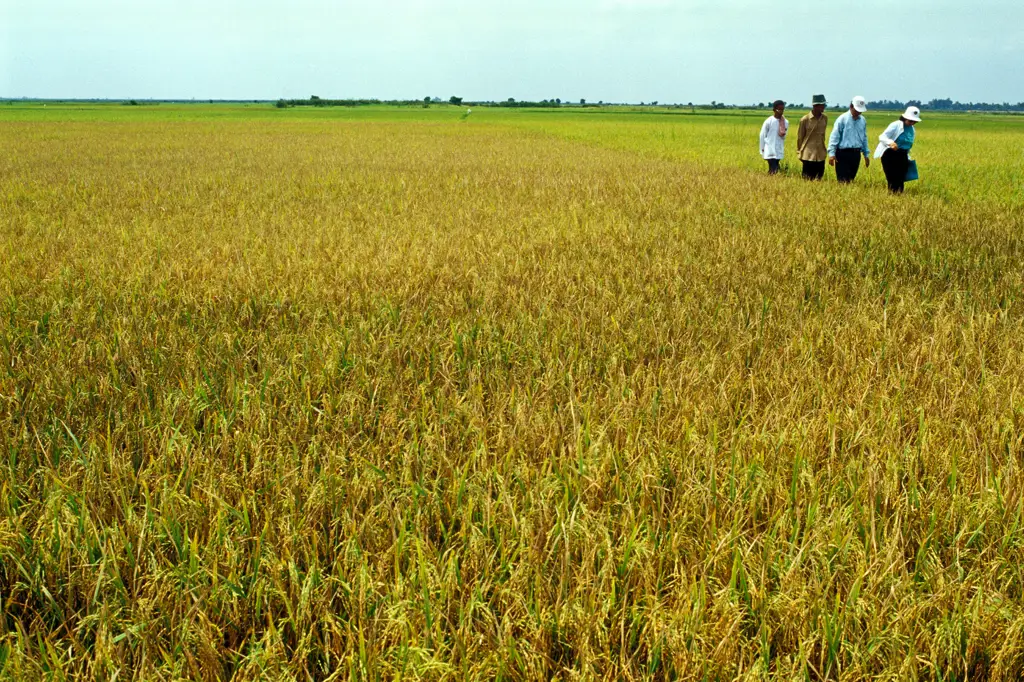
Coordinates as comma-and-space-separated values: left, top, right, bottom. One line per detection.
272, 95, 1024, 112
276, 95, 625, 109
867, 97, 1024, 112
5, 95, 1022, 112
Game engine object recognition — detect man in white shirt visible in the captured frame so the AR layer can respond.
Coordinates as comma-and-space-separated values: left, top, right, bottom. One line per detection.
759, 100, 788, 175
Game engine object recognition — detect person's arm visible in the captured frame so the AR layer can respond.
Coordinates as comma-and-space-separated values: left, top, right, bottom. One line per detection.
827, 116, 842, 160
797, 117, 807, 153
861, 119, 871, 160
878, 122, 900, 150
759, 119, 769, 155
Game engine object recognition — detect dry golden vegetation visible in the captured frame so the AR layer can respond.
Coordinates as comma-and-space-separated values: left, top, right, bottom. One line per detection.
2, 105, 1024, 680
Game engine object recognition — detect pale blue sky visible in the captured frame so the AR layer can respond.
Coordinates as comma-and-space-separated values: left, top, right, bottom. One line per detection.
1, 0, 1021, 103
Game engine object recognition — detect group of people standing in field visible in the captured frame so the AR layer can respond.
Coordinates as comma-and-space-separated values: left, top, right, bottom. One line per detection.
758, 94, 921, 193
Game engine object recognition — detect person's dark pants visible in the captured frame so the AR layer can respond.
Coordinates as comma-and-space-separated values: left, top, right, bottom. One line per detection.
802, 160, 825, 180
881, 148, 909, 193
767, 159, 780, 175
834, 148, 863, 183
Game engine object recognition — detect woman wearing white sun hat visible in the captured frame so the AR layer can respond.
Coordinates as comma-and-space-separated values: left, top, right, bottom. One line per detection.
874, 106, 921, 193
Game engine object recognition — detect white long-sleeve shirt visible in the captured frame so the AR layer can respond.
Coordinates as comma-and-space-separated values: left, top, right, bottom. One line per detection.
873, 120, 906, 158
759, 116, 788, 160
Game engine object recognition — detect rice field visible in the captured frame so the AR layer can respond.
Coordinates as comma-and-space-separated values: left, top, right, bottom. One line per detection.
2, 103, 1024, 680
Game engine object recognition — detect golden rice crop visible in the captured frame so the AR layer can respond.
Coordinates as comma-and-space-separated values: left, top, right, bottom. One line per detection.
2, 105, 1024, 680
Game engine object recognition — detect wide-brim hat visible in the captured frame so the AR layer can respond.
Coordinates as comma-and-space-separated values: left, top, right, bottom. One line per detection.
903, 106, 921, 122
812, 94, 826, 105
852, 95, 867, 113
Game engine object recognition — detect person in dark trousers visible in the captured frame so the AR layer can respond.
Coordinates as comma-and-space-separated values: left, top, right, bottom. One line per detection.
797, 94, 828, 179
759, 100, 788, 174
827, 96, 871, 183
874, 106, 921, 193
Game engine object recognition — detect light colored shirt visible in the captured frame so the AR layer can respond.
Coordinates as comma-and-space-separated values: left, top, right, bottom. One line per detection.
759, 115, 788, 160
874, 120, 916, 158
796, 112, 829, 162
828, 110, 870, 158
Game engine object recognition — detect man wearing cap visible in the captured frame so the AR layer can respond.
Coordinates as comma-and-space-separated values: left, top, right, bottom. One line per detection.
796, 95, 828, 180
827, 96, 871, 183
759, 100, 788, 174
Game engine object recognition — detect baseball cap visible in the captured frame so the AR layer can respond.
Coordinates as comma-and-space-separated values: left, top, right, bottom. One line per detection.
852, 96, 867, 113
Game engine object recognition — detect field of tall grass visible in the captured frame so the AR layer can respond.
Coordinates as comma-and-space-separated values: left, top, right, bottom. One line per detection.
2, 103, 1024, 680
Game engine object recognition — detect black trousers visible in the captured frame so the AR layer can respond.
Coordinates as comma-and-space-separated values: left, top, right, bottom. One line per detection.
835, 148, 863, 183
802, 160, 825, 180
881, 148, 909, 193
767, 159, 781, 175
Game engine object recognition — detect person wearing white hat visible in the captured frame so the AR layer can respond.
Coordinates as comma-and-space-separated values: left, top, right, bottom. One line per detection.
827, 96, 871, 183
874, 106, 921, 193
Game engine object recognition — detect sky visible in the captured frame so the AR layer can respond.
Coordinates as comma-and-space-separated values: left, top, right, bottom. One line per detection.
1, 0, 1022, 104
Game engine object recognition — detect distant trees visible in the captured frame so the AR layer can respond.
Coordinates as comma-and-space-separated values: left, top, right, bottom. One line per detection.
869, 99, 906, 110
866, 97, 1024, 111
275, 96, 432, 108
262, 95, 1023, 113
496, 98, 586, 108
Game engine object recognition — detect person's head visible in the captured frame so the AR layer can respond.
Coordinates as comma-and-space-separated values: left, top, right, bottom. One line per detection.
850, 95, 867, 119
901, 106, 922, 127
772, 99, 785, 117
811, 94, 826, 117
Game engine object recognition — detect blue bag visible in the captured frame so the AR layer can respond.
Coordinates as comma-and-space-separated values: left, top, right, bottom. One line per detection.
905, 159, 919, 182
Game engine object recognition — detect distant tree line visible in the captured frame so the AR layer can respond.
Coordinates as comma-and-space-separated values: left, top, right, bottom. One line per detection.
272, 96, 721, 110
2, 95, 1020, 112
275, 95, 602, 109
269, 95, 1024, 112
275, 95, 424, 108
484, 97, 601, 108
867, 98, 1024, 112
